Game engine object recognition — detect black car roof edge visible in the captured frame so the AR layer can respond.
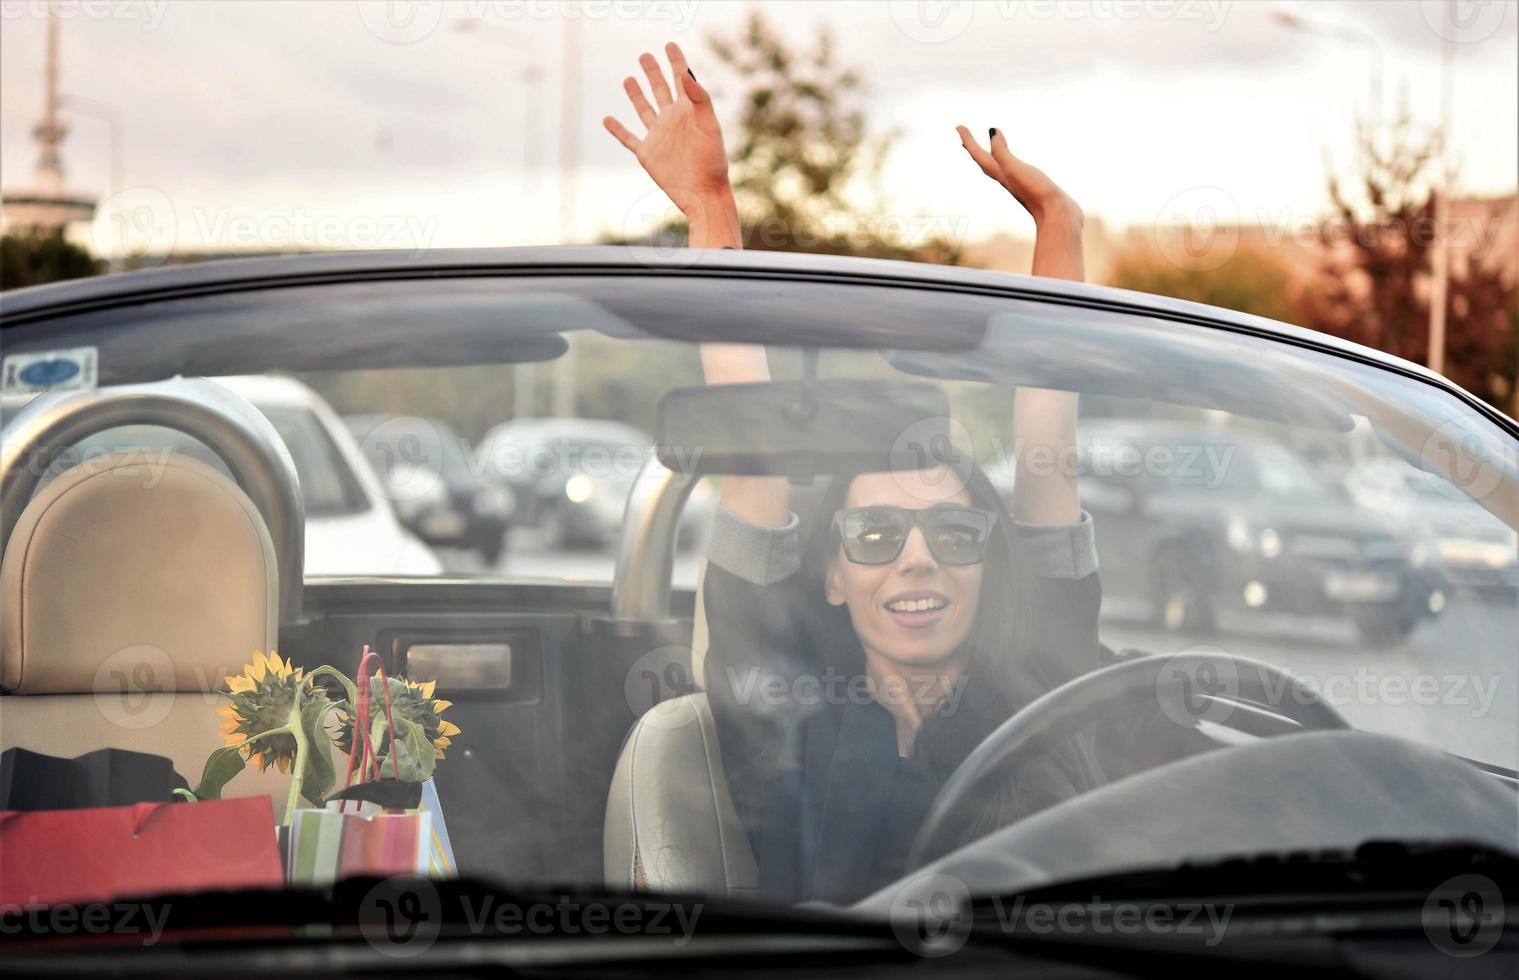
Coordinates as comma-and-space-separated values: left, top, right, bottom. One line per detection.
3, 246, 1510, 440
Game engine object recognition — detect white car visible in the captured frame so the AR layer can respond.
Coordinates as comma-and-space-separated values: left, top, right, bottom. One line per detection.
1, 377, 441, 577
211, 376, 442, 576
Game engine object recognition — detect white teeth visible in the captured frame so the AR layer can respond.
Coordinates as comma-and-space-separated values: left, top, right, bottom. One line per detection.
887, 597, 947, 613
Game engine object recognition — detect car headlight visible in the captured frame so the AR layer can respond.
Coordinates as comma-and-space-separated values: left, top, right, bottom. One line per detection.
1226, 517, 1253, 552
565, 473, 596, 504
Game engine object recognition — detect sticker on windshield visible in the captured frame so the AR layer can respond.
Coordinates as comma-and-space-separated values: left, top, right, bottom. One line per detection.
1, 346, 98, 395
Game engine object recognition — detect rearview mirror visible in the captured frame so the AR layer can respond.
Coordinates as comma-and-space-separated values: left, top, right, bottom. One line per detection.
656, 380, 952, 478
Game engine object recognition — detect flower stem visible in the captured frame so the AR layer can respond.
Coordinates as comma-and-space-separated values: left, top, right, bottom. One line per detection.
282, 701, 310, 826
306, 666, 357, 705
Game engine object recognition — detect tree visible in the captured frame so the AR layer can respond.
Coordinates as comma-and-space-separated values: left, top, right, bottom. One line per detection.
1293, 107, 1516, 410
1106, 244, 1298, 323
0, 233, 99, 291
606, 10, 960, 264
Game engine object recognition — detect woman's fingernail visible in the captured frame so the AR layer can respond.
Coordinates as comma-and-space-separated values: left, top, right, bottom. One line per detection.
989, 127, 998, 140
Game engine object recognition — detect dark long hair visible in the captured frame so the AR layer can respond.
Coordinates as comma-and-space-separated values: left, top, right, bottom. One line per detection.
794, 461, 1095, 831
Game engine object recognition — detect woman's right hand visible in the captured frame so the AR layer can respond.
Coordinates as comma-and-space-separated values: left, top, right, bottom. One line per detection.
603, 42, 737, 239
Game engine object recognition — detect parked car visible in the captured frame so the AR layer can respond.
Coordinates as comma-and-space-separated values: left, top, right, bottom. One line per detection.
1345, 456, 1519, 597
3, 376, 442, 577
2, 248, 1514, 975
475, 416, 714, 550
1075, 420, 1440, 646
345, 414, 515, 564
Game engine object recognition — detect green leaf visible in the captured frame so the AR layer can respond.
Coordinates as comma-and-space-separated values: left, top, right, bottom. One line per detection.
297, 693, 336, 807
192, 745, 247, 801
364, 712, 435, 783
398, 716, 437, 782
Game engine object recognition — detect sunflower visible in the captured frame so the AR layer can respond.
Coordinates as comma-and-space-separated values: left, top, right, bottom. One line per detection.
218, 650, 311, 774
335, 675, 461, 767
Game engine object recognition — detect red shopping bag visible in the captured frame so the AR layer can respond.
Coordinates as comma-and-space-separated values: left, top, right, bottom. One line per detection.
0, 796, 283, 908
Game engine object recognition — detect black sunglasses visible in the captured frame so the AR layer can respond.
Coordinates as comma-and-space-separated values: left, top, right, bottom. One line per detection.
831, 505, 998, 566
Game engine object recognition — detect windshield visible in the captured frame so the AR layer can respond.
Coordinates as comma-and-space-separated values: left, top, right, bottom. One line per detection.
2, 269, 1514, 930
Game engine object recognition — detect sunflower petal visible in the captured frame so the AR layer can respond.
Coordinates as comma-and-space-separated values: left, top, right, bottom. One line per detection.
226, 674, 255, 694
267, 651, 284, 675
438, 721, 461, 737
435, 736, 451, 748
418, 680, 437, 699
248, 652, 267, 682
435, 746, 446, 760
431, 699, 453, 714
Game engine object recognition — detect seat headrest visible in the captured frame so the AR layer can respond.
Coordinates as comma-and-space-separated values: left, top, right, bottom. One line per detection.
2, 451, 279, 694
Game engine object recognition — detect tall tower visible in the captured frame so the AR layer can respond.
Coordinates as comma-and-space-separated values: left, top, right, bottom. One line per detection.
1, 9, 97, 236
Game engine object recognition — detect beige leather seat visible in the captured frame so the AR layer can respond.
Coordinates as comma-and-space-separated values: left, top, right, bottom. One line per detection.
603, 559, 759, 896
1, 451, 296, 811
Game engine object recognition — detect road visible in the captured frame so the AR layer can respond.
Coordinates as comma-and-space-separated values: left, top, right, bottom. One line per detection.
438, 535, 1517, 772
1099, 596, 1518, 772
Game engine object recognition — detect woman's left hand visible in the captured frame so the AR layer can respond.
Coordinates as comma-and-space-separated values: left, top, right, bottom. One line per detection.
956, 125, 1084, 232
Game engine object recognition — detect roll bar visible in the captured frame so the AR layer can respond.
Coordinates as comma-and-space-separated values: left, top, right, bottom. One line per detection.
610, 448, 697, 623
0, 378, 306, 622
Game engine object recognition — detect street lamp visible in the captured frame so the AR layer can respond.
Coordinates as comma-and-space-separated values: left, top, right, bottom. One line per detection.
1271, 8, 1384, 131
452, 19, 545, 196
455, 18, 550, 420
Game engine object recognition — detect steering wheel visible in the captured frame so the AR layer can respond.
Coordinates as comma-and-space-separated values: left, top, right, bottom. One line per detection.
906, 652, 1352, 869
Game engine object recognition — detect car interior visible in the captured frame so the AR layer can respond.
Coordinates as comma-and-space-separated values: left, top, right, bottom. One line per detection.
2, 263, 1516, 912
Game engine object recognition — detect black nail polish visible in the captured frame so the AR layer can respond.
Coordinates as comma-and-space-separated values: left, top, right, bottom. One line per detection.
989, 127, 998, 139
688, 68, 697, 82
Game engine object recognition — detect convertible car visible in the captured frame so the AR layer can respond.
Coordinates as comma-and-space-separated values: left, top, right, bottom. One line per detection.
0, 248, 1514, 976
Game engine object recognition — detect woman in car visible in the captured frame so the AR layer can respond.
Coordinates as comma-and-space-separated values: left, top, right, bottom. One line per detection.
605, 43, 1103, 904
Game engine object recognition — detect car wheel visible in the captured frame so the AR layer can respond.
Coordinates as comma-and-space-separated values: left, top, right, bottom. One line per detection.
1152, 553, 1217, 635
477, 527, 505, 566
1352, 605, 1420, 647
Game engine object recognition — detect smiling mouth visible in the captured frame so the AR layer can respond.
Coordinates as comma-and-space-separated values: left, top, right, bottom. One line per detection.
885, 596, 948, 613
883, 592, 952, 628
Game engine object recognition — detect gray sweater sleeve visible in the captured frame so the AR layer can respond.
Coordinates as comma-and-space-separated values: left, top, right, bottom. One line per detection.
707, 505, 1098, 585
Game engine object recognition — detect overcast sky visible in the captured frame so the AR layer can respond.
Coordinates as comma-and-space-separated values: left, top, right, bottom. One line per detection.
1, 0, 1515, 258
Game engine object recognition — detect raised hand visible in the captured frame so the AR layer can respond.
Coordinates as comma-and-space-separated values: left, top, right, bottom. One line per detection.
956, 125, 1084, 231
957, 125, 1084, 524
604, 42, 734, 223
